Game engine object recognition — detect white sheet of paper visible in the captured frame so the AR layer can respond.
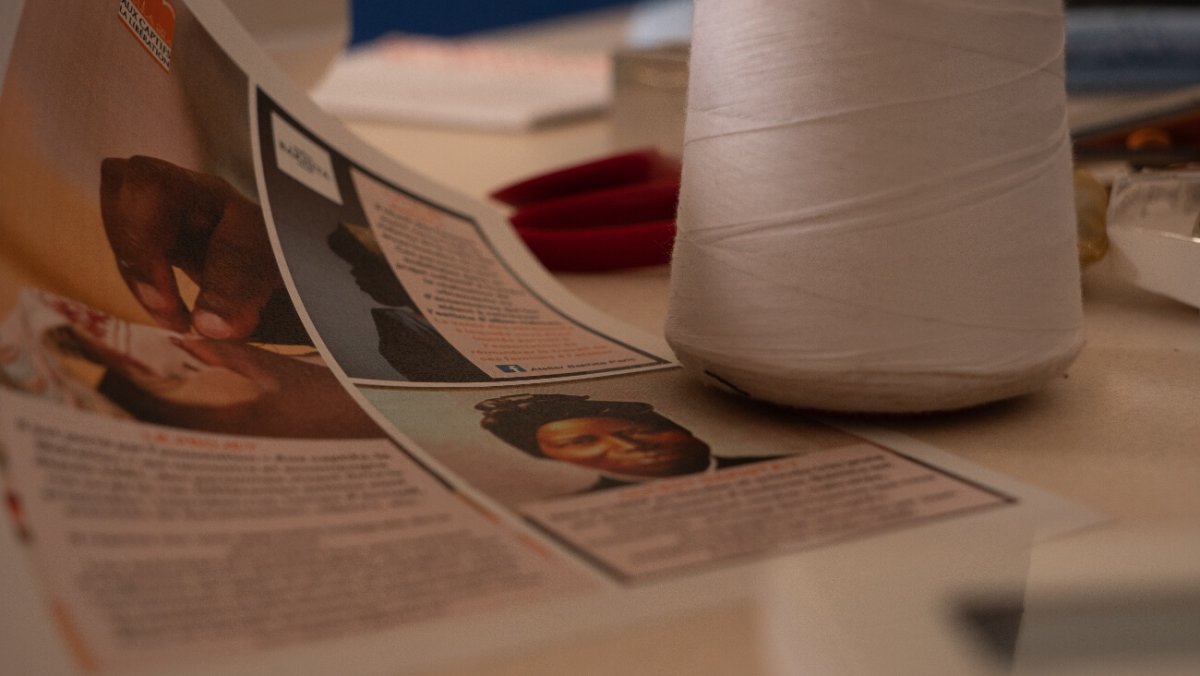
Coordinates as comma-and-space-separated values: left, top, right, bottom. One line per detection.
311, 36, 611, 130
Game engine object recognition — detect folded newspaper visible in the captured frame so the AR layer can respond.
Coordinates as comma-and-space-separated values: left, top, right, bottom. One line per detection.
0, 3, 1102, 674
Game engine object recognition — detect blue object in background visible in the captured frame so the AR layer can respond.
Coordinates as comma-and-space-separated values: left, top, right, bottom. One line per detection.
351, 0, 635, 42
349, 2, 1200, 94
1066, 8, 1200, 92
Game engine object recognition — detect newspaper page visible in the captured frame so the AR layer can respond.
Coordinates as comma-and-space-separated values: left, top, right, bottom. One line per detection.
0, 2, 1102, 674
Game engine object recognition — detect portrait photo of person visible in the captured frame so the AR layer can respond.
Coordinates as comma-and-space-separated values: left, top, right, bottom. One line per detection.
476, 393, 777, 489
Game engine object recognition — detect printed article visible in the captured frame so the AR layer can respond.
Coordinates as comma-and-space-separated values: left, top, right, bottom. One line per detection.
257, 96, 670, 386
0, 3, 593, 670
0, 391, 590, 672
360, 369, 1010, 581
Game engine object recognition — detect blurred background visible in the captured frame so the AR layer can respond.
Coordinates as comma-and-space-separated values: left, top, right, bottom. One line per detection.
348, 0, 1196, 42
350, 0, 633, 41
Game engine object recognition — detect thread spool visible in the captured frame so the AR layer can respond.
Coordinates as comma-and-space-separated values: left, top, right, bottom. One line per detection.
666, 0, 1084, 413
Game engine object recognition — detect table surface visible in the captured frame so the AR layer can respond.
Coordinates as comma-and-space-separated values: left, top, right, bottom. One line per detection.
335, 11, 1200, 675
345, 116, 1200, 529
344, 106, 1200, 676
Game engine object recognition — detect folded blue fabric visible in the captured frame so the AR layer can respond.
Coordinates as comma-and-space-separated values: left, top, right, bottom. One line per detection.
1067, 8, 1200, 92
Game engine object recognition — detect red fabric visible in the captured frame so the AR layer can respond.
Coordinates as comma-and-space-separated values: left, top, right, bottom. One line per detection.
490, 149, 679, 207
490, 149, 683, 270
516, 220, 676, 271
510, 177, 680, 231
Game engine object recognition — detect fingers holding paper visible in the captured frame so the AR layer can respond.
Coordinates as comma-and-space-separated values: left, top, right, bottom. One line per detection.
99, 155, 290, 341
89, 156, 378, 438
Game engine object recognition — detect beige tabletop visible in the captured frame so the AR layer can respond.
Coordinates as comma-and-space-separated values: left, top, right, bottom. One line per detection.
338, 113, 1200, 674
344, 115, 1200, 527
329, 12, 1200, 675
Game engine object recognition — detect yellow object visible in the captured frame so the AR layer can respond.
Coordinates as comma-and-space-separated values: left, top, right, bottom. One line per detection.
1074, 168, 1110, 266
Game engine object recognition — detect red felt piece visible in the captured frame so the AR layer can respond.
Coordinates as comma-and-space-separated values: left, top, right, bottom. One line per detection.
515, 220, 676, 271
510, 177, 680, 231
490, 149, 680, 207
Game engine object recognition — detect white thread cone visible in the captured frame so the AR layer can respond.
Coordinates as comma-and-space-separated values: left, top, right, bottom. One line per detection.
666, 0, 1083, 412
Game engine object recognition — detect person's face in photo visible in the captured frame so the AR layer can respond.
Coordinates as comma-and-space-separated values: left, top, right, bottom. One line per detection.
534, 415, 711, 478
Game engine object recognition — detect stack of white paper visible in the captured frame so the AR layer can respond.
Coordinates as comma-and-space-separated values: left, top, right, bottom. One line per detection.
311, 36, 611, 130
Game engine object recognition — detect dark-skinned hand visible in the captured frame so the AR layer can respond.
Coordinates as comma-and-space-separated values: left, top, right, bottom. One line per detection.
100, 155, 306, 343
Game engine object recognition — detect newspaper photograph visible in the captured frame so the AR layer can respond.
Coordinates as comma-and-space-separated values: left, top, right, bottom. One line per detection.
256, 96, 671, 386
362, 369, 1012, 581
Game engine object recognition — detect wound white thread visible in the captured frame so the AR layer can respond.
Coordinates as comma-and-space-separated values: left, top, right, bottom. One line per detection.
666, 0, 1084, 412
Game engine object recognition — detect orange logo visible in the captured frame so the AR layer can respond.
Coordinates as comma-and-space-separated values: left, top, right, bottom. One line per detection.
118, 0, 176, 72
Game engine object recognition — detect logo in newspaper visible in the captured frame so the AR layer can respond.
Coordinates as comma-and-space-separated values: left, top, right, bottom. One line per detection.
118, 0, 175, 72
271, 113, 343, 205
496, 364, 527, 373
